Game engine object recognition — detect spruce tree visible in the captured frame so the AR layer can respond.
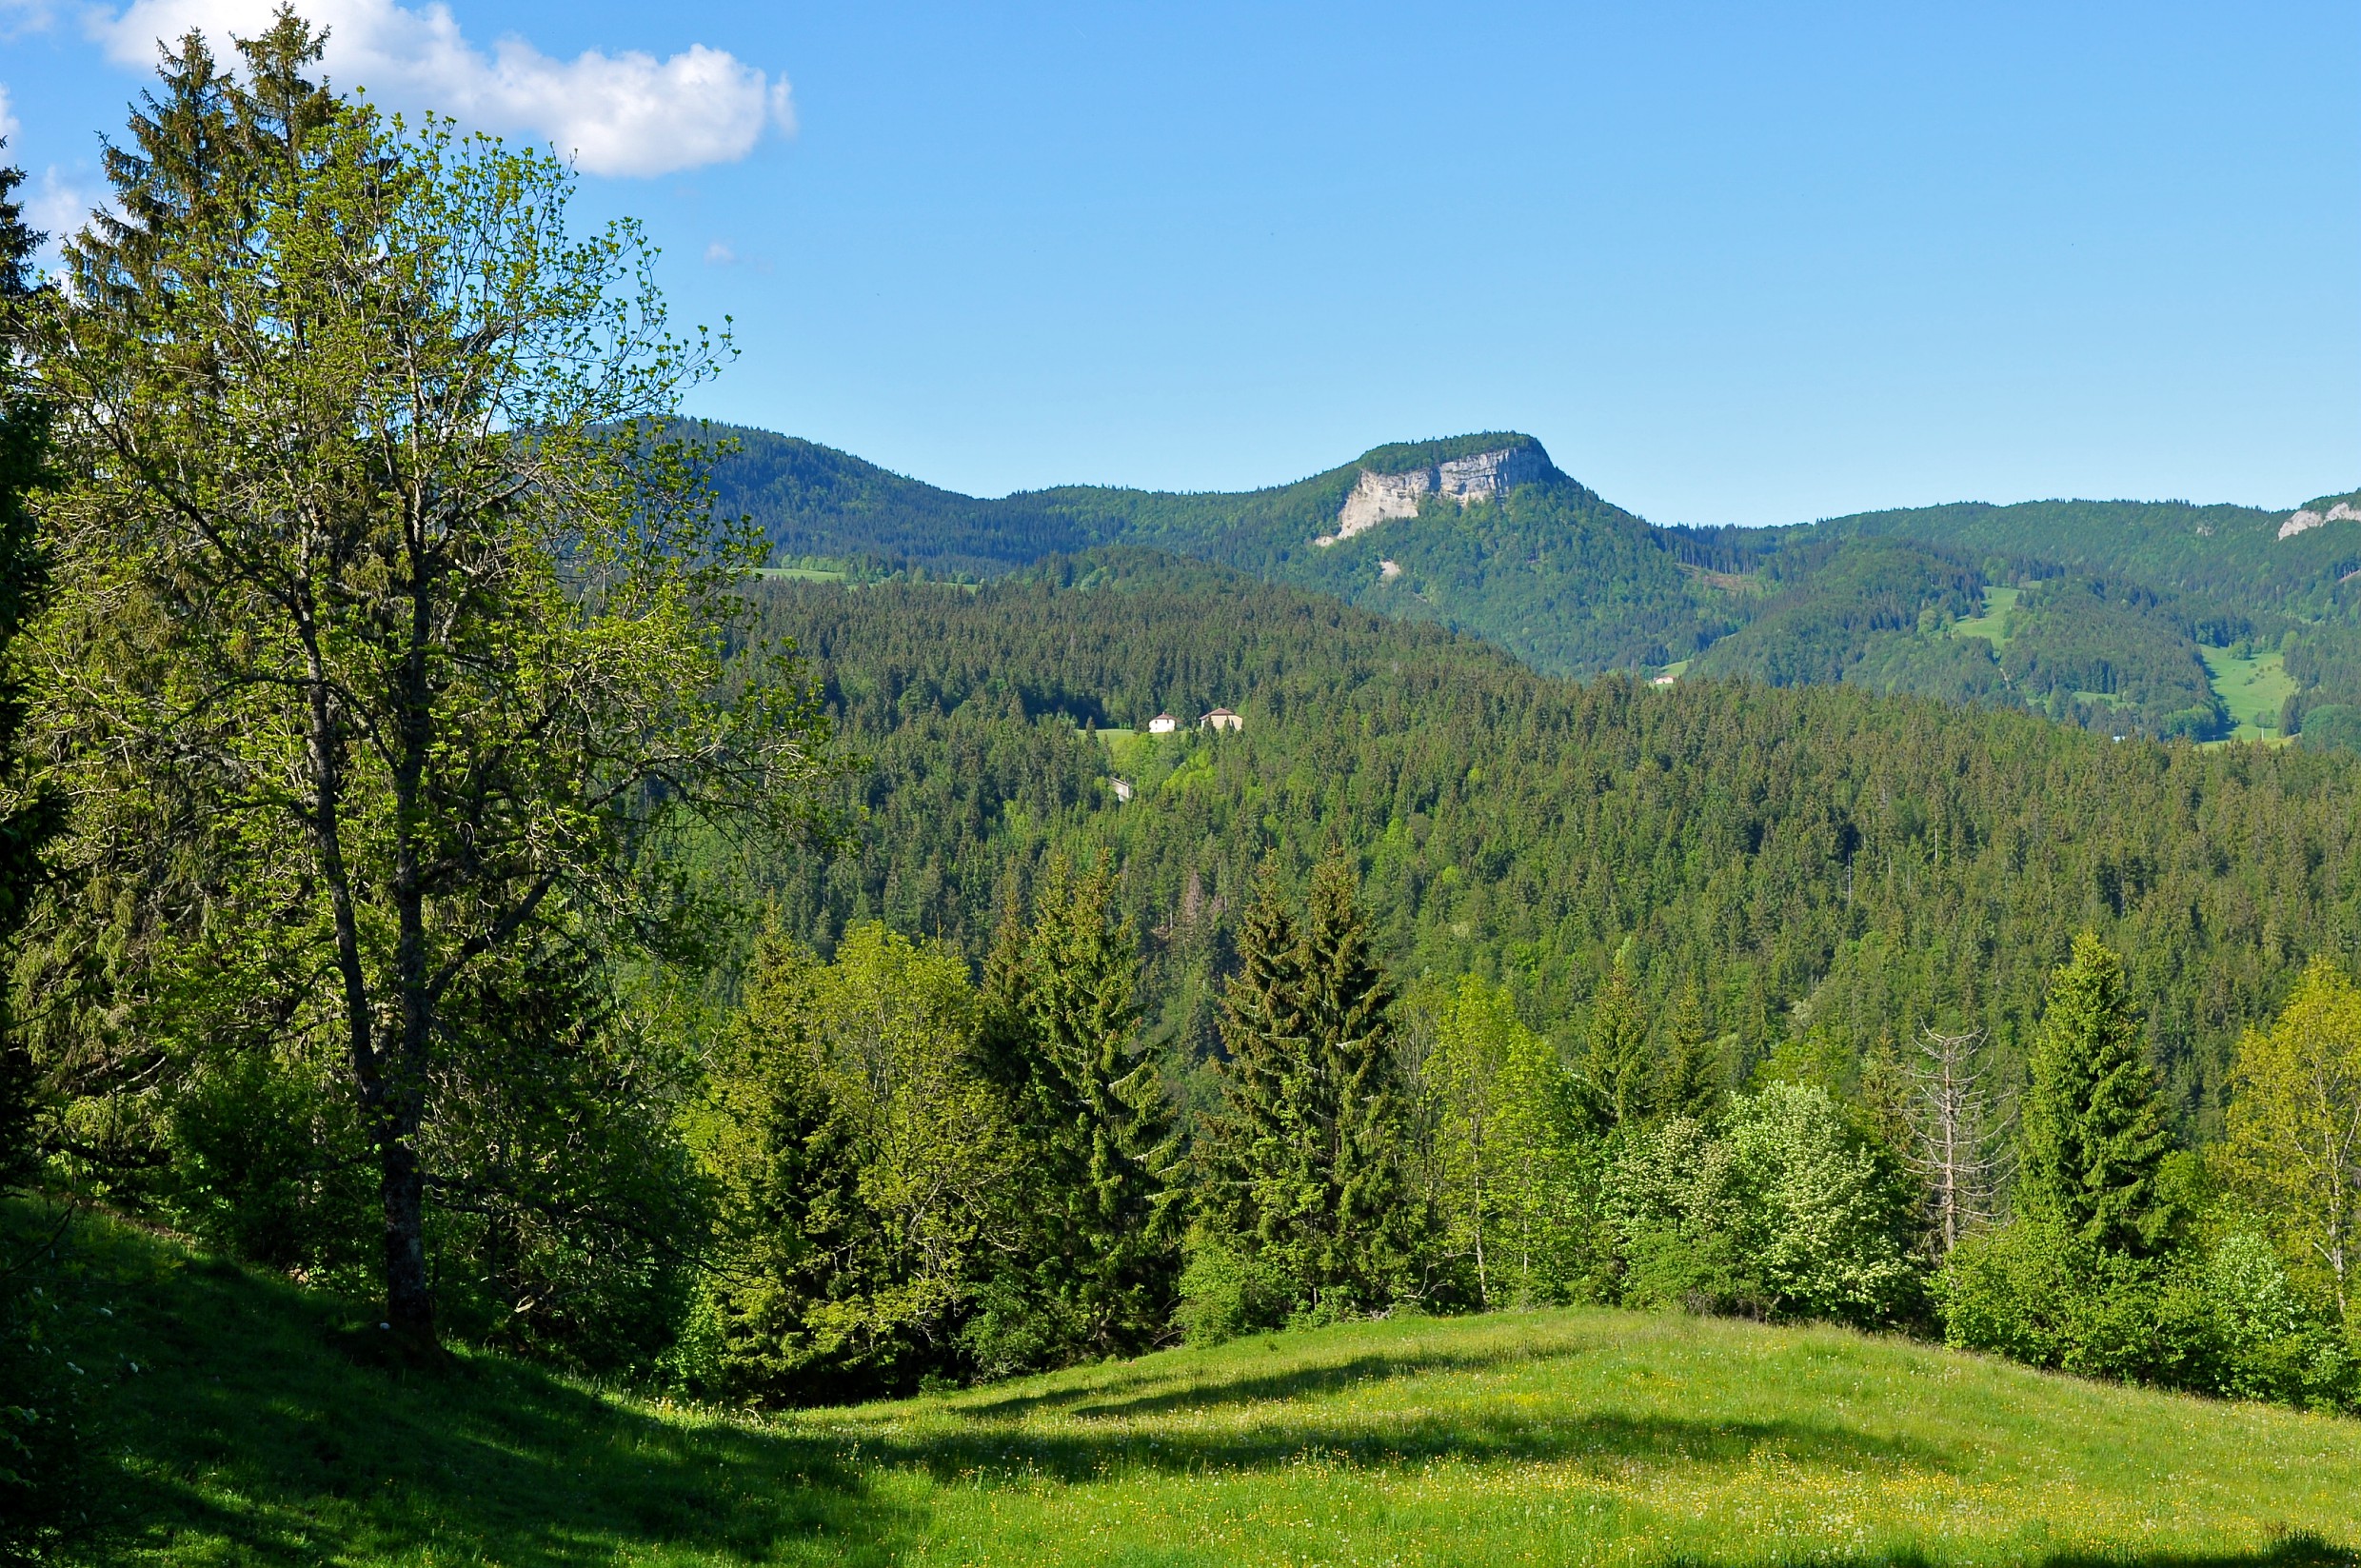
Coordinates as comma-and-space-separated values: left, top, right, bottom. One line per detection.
1660, 982, 1725, 1123
1298, 851, 1413, 1307
1580, 951, 1654, 1130
1198, 867, 1309, 1258
1202, 856, 1412, 1317
0, 138, 75, 1560
2017, 932, 2175, 1256
979, 856, 1179, 1360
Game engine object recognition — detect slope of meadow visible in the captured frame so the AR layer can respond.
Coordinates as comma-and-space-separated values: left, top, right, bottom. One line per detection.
39, 1207, 2361, 1567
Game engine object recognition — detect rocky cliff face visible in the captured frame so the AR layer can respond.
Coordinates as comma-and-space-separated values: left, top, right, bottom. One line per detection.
2281, 501, 2361, 540
1318, 446, 1553, 546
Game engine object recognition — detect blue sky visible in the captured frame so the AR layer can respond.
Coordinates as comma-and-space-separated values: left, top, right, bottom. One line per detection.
3, 1, 2354, 524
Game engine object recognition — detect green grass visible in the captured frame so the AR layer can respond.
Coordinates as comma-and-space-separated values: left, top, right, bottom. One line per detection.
751, 566, 848, 583
1951, 585, 2019, 648
33, 1206, 2361, 1566
2202, 645, 2299, 744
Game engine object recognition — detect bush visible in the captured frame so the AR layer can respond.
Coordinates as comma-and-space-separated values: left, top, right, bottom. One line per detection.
1175, 1229, 1293, 1346
1606, 1083, 1921, 1328
2195, 1232, 2354, 1409
1937, 1221, 2354, 1410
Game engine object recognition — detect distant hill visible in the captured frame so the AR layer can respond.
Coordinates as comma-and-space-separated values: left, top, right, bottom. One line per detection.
682, 419, 2361, 745
1813, 491, 2361, 611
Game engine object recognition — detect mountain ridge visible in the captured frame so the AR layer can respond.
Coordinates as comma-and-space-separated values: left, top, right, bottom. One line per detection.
687, 417, 2361, 745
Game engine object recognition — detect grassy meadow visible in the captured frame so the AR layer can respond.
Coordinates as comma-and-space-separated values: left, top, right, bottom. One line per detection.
1950, 586, 2020, 648
2200, 645, 2299, 743
24, 1206, 2361, 1567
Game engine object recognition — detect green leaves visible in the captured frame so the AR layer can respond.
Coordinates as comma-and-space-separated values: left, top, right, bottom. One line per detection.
24, 23, 830, 1346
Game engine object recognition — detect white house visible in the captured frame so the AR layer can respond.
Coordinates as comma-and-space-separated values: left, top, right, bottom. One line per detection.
1110, 778, 1135, 803
1147, 713, 1180, 735
1200, 707, 1243, 731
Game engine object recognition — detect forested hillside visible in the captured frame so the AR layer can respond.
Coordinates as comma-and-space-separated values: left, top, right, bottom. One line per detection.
696, 422, 2361, 747
1812, 491, 2361, 610
741, 551, 2361, 1135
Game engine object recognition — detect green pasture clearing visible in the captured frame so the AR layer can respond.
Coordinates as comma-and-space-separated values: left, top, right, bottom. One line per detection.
1951, 585, 2019, 647
2203, 645, 2299, 744
752, 566, 848, 583
33, 1206, 2361, 1567
1677, 564, 1771, 597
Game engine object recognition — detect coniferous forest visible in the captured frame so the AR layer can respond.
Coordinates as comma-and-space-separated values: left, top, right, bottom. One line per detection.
3, 14, 2361, 1564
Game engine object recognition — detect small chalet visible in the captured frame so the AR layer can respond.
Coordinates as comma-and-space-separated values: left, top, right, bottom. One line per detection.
1200, 708, 1243, 732
1147, 714, 1180, 735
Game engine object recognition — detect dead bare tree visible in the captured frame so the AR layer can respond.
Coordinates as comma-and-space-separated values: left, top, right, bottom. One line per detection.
1905, 1027, 2007, 1256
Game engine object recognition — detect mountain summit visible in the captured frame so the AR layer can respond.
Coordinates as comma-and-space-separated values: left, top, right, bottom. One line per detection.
1319, 442, 1557, 546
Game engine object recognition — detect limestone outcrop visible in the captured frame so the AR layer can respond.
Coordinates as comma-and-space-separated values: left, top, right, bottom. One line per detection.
2281, 501, 2361, 540
1316, 446, 1552, 546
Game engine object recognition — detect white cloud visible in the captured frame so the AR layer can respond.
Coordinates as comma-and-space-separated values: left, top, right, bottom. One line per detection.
28, 168, 99, 250
0, 1, 58, 38
93, 0, 792, 176
0, 85, 17, 149
703, 240, 736, 266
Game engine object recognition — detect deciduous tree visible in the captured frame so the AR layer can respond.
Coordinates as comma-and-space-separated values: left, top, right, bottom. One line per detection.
2225, 959, 2361, 1326
30, 16, 827, 1348
1424, 974, 1586, 1307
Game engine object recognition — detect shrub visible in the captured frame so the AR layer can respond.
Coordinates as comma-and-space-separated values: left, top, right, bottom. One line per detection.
1606, 1083, 1921, 1328
1175, 1228, 1294, 1346
1937, 1221, 2354, 1410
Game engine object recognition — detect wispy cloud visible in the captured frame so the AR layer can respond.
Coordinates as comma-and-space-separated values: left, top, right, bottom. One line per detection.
0, 85, 18, 149
28, 168, 95, 243
93, 0, 793, 176
0, 0, 58, 38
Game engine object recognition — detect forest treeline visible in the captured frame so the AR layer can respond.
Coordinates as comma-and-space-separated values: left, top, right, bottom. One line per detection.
2, 15, 2361, 1558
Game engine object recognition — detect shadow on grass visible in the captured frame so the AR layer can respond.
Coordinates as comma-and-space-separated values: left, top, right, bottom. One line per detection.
888, 1329, 1955, 1480
42, 1209, 2361, 1568
55, 1219, 915, 1567
859, 1402, 1956, 1484
957, 1339, 1558, 1422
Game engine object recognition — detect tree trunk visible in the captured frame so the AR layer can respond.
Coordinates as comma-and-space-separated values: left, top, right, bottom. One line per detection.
379, 1110, 433, 1346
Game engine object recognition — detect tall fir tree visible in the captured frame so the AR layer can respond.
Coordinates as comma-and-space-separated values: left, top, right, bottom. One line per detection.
977, 855, 1180, 1362
1580, 949, 1654, 1131
1201, 855, 1414, 1317
2017, 932, 2175, 1256
1, 136, 77, 1561
1298, 852, 1414, 1307
1197, 866, 1309, 1260
1660, 982, 1725, 1123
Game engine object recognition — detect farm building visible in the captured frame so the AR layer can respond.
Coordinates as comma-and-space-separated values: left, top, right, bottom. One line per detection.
1147, 714, 1180, 735
1200, 708, 1243, 731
